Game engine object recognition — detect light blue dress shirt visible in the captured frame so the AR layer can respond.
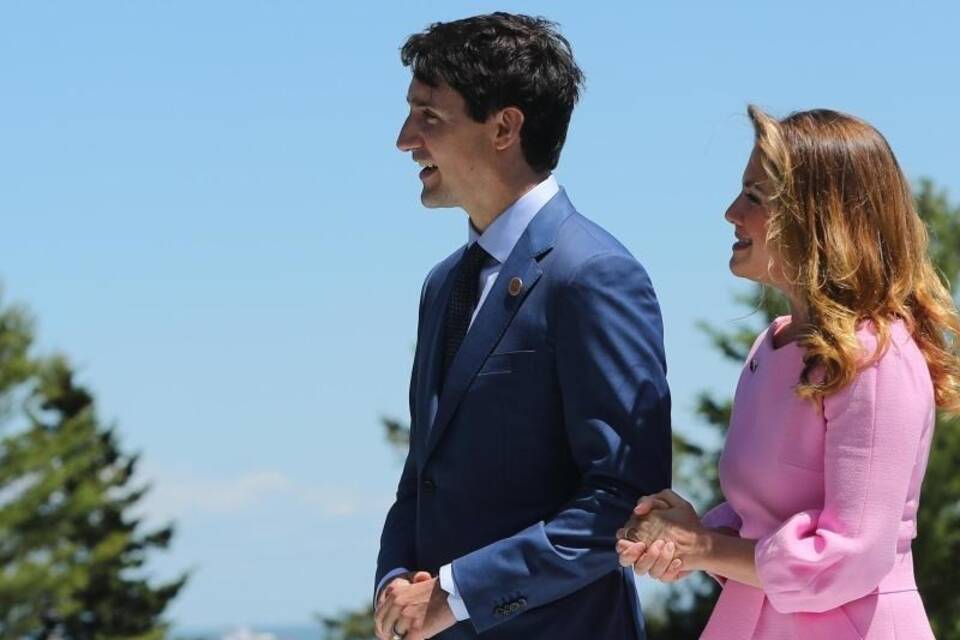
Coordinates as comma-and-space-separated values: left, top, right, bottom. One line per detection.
466, 174, 560, 331
378, 174, 560, 622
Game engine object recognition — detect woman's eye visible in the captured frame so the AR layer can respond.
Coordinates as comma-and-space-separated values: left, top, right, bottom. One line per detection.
745, 192, 761, 204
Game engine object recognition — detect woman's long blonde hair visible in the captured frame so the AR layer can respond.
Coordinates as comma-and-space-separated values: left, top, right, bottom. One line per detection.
748, 105, 960, 412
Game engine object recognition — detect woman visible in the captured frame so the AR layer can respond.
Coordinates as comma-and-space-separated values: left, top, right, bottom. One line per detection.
616, 106, 960, 639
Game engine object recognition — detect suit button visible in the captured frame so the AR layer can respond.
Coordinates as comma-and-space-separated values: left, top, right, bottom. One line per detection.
422, 479, 436, 493
509, 602, 520, 612
493, 606, 504, 617
518, 598, 527, 608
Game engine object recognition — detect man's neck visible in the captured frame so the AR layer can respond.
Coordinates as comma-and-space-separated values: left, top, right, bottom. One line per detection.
466, 171, 550, 233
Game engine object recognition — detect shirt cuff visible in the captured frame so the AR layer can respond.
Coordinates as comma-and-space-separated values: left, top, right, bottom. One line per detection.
375, 567, 410, 608
440, 563, 471, 621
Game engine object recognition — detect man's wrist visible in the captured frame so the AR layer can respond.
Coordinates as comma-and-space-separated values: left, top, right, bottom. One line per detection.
430, 585, 457, 633
439, 563, 471, 621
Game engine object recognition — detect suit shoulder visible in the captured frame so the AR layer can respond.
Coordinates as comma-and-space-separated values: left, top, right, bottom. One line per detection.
551, 211, 648, 281
420, 246, 463, 302
557, 211, 636, 258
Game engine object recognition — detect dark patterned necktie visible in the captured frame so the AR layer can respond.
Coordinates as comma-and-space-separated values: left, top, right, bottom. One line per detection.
441, 242, 490, 385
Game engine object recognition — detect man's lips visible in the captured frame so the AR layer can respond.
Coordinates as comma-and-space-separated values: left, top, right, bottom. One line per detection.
414, 157, 438, 181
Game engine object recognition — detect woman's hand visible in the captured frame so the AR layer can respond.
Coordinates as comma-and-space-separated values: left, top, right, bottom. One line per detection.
620, 537, 690, 582
616, 489, 709, 579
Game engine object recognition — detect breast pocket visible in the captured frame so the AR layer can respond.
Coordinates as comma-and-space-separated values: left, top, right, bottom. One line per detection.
477, 349, 536, 376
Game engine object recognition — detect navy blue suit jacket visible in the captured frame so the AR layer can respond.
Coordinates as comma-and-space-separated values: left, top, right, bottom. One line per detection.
376, 190, 672, 639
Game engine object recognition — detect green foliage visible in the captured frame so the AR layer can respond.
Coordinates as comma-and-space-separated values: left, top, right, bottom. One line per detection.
317, 604, 376, 640
915, 179, 960, 285
0, 299, 35, 420
905, 180, 960, 640
0, 294, 186, 639
914, 413, 960, 639
380, 417, 411, 454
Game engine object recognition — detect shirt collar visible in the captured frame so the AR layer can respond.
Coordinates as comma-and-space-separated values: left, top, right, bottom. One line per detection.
468, 174, 560, 264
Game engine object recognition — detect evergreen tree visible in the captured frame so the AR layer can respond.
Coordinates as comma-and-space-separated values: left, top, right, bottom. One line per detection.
905, 180, 960, 640
0, 296, 187, 639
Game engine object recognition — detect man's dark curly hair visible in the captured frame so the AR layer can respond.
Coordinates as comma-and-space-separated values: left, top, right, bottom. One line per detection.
401, 13, 585, 173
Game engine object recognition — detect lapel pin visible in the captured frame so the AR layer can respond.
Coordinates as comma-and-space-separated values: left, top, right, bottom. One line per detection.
508, 277, 524, 297
749, 358, 758, 372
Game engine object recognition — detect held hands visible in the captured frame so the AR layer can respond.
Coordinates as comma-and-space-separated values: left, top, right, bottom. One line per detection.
615, 489, 707, 583
375, 571, 456, 640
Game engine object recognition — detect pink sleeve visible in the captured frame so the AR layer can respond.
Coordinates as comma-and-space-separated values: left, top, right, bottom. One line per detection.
754, 339, 931, 613
701, 501, 742, 532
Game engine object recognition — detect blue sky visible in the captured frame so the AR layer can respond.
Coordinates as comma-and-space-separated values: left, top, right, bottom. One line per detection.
1, 0, 958, 630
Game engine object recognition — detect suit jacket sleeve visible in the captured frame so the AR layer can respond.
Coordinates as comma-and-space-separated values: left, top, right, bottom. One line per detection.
452, 251, 672, 633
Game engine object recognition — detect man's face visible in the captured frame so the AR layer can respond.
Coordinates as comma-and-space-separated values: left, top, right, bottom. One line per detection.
397, 78, 493, 210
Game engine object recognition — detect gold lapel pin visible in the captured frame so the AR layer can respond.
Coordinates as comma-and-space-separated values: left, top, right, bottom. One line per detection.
508, 277, 524, 297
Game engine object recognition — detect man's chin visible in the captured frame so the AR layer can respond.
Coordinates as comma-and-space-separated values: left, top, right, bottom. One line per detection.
420, 189, 457, 209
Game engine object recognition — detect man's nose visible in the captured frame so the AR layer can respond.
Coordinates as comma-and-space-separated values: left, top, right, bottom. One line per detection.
396, 117, 420, 152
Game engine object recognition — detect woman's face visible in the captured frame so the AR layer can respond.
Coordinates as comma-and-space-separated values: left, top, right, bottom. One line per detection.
724, 147, 780, 285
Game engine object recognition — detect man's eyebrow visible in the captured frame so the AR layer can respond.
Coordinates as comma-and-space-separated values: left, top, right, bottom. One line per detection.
406, 96, 433, 107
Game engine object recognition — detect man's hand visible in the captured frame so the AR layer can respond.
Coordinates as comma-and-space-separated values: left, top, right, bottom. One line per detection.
375, 573, 413, 639
616, 493, 671, 545
374, 571, 456, 640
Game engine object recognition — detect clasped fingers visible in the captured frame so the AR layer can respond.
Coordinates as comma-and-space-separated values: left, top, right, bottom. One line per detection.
616, 537, 686, 583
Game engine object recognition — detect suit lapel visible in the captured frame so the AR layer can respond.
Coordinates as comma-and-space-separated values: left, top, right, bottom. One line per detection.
420, 189, 575, 468
416, 255, 461, 464
423, 252, 542, 464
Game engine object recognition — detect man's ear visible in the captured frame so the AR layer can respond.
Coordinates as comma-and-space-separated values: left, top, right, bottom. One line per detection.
492, 106, 525, 152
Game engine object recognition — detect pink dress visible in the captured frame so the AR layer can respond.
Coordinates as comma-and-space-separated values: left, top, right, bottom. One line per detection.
699, 316, 936, 639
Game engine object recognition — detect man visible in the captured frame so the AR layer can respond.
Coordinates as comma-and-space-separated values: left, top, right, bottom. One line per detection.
374, 13, 671, 640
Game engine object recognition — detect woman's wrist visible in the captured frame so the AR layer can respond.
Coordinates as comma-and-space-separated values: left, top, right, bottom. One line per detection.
683, 527, 717, 571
